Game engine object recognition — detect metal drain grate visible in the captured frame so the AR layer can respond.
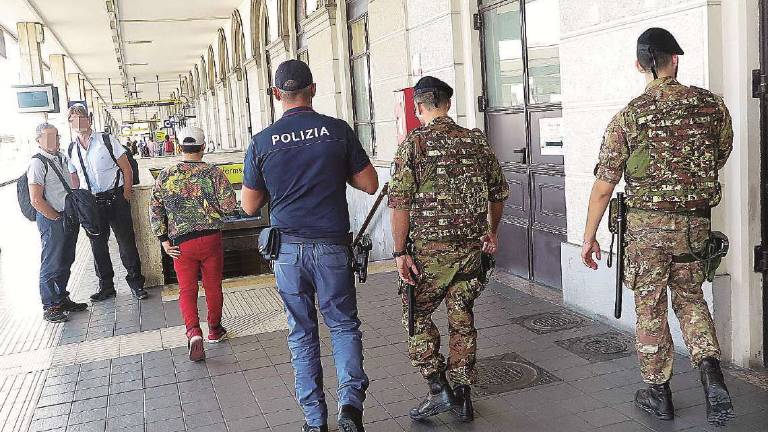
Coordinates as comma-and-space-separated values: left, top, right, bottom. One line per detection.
555, 331, 634, 363
512, 310, 588, 334
474, 352, 560, 396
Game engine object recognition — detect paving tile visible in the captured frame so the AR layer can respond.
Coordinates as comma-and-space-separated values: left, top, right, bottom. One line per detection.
66, 420, 106, 432
74, 385, 109, 401
264, 407, 304, 427
145, 405, 183, 423
144, 417, 186, 432
106, 400, 144, 418
71, 396, 108, 413
226, 415, 269, 431
67, 407, 107, 425
105, 411, 144, 430
28, 413, 69, 431
183, 410, 225, 429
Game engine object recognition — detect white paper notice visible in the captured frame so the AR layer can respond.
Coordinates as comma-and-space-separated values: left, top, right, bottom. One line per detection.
539, 117, 563, 156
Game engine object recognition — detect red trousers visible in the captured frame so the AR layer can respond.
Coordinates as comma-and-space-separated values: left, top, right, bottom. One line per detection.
172, 232, 224, 337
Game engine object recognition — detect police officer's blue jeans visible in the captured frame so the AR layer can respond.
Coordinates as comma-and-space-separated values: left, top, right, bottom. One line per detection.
36, 214, 78, 309
273, 242, 369, 427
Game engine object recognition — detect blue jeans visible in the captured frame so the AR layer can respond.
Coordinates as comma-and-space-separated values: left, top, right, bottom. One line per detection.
274, 242, 369, 427
36, 214, 78, 309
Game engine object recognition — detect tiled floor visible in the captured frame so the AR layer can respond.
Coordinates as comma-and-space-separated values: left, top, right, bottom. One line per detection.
2, 230, 768, 431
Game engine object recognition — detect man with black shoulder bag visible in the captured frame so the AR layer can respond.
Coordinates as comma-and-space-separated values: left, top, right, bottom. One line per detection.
66, 103, 149, 301
24, 123, 89, 322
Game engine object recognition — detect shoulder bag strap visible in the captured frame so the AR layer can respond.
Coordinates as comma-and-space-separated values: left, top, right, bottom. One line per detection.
75, 142, 94, 191
101, 133, 122, 190
35, 155, 74, 195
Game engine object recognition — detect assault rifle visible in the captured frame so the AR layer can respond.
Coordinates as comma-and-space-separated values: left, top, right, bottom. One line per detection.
352, 183, 389, 283
607, 192, 626, 319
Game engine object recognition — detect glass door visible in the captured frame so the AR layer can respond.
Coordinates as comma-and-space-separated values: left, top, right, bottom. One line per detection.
479, 0, 567, 289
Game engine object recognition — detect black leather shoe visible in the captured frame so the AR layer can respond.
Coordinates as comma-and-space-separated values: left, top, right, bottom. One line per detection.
90, 288, 116, 302
635, 381, 674, 420
699, 357, 735, 426
301, 423, 328, 432
61, 297, 88, 312
409, 372, 456, 421
451, 385, 474, 422
132, 288, 149, 300
338, 404, 364, 432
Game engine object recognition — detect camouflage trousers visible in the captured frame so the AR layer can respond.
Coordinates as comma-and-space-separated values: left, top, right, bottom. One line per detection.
401, 241, 484, 385
624, 209, 721, 385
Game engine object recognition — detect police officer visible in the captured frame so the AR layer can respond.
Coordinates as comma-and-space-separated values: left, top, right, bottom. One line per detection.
581, 28, 735, 426
388, 76, 509, 422
241, 59, 378, 432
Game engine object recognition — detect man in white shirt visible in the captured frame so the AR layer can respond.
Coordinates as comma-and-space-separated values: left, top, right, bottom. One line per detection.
66, 104, 149, 301
28, 123, 88, 322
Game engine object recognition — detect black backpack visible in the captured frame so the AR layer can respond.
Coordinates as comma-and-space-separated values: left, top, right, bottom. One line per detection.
120, 144, 141, 186
68, 133, 140, 187
17, 154, 47, 221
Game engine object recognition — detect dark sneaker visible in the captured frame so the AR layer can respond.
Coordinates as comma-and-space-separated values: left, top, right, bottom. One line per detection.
301, 424, 328, 432
131, 288, 149, 300
61, 297, 88, 312
43, 306, 68, 323
699, 357, 736, 426
208, 324, 227, 343
338, 405, 364, 432
90, 288, 116, 302
409, 372, 456, 421
188, 335, 205, 362
635, 382, 674, 420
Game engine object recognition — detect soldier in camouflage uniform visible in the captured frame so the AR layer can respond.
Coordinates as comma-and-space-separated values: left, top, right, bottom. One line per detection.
150, 127, 237, 362
388, 76, 509, 422
581, 28, 735, 426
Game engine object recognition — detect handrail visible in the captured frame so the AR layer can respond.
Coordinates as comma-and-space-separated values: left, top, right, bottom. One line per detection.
0, 177, 19, 188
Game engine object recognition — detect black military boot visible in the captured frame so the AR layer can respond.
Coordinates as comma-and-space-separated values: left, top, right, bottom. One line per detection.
338, 404, 364, 432
409, 372, 456, 421
634, 381, 675, 420
451, 385, 474, 422
699, 357, 735, 426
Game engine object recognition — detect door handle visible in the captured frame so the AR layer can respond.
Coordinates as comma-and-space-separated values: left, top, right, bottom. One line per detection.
513, 148, 527, 164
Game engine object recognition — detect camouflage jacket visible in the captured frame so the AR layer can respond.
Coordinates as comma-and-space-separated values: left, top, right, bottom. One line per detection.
595, 77, 733, 211
150, 161, 237, 242
388, 116, 509, 244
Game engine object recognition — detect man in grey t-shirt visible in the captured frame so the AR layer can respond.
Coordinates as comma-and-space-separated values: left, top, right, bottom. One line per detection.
28, 123, 88, 323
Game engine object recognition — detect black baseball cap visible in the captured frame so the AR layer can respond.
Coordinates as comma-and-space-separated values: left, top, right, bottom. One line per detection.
414, 76, 454, 99
274, 59, 314, 91
637, 27, 684, 55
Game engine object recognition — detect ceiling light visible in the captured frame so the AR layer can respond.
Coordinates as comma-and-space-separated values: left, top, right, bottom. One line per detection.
125, 62, 149, 66
125, 40, 153, 45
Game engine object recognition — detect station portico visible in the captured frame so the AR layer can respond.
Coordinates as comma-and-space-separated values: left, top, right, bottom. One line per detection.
1, 0, 768, 431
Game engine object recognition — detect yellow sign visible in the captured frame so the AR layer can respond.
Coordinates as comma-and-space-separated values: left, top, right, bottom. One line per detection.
218, 163, 244, 185
155, 131, 167, 141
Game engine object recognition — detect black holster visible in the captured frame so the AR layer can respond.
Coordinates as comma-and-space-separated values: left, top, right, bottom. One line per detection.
258, 227, 281, 261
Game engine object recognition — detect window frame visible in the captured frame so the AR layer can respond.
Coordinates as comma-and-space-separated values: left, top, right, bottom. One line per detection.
347, 12, 376, 156
478, 0, 562, 113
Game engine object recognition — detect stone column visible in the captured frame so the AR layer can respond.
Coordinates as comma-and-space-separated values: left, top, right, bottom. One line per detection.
16, 22, 46, 154
48, 54, 71, 144
84, 88, 96, 129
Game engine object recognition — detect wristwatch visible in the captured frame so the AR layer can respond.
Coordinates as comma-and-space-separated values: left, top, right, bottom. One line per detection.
392, 250, 408, 258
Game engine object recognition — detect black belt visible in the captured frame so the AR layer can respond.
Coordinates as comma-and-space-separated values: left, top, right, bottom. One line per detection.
629, 207, 711, 218
281, 233, 352, 246
95, 186, 123, 200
